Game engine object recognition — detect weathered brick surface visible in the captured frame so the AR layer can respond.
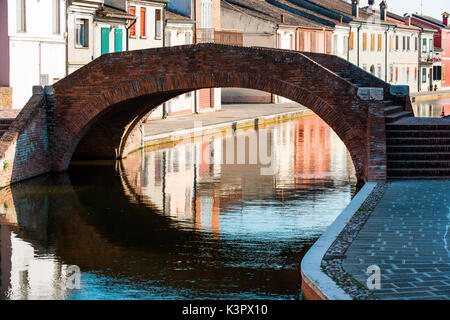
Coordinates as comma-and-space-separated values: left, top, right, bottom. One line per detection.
50, 44, 380, 182
0, 44, 396, 187
0, 87, 51, 187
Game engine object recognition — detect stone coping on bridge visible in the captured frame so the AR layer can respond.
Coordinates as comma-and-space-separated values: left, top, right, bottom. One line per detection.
301, 182, 377, 300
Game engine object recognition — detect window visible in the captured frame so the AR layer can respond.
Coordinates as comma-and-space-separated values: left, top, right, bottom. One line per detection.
389, 65, 394, 82
166, 31, 171, 47
395, 35, 399, 50
129, 6, 136, 36
377, 64, 382, 79
414, 67, 417, 81
290, 34, 295, 50
201, 0, 212, 28
370, 65, 375, 75
40, 74, 49, 86
349, 32, 354, 50
75, 19, 88, 47
155, 9, 162, 39
390, 35, 393, 51
333, 34, 338, 54
422, 68, 427, 83
101, 27, 109, 55
395, 67, 398, 81
422, 38, 427, 53
414, 37, 418, 51
343, 36, 348, 55
140, 7, 146, 37
378, 34, 382, 51
16, 0, 26, 32
429, 39, 433, 52
406, 67, 410, 82
402, 36, 406, 51
185, 31, 191, 45
433, 66, 442, 81
363, 33, 367, 51
114, 29, 123, 52
407, 36, 410, 51
443, 65, 446, 82
52, 0, 60, 34
371, 34, 375, 51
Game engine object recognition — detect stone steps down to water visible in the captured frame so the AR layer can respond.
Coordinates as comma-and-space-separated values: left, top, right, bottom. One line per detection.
386, 120, 450, 179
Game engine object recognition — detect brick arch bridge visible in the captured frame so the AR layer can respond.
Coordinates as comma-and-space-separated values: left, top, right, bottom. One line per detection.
1, 44, 416, 187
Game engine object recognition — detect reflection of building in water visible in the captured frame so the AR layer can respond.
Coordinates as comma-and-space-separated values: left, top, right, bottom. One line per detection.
413, 99, 450, 117
127, 115, 355, 236
0, 199, 75, 300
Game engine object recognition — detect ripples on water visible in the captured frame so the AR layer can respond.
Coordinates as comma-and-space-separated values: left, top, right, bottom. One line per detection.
0, 115, 356, 300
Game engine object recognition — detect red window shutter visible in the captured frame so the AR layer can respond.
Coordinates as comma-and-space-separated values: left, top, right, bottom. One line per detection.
395, 67, 398, 80
129, 6, 136, 36
140, 8, 146, 36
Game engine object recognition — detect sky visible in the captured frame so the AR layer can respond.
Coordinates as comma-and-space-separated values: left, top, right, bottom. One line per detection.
371, 0, 449, 19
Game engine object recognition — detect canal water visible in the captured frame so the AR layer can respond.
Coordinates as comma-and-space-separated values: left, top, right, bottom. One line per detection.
412, 97, 450, 117
0, 114, 356, 300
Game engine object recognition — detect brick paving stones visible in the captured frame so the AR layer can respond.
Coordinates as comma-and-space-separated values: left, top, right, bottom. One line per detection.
342, 180, 450, 300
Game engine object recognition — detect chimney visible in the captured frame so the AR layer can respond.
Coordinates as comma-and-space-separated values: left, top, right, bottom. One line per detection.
380, 1, 387, 22
339, 15, 343, 23
405, 16, 411, 26
443, 12, 449, 26
281, 14, 285, 24
351, 0, 359, 18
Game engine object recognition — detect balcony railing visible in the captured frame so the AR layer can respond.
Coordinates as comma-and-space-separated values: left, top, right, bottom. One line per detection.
196, 28, 243, 46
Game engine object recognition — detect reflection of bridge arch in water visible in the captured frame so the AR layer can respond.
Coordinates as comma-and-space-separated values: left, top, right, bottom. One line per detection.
0, 113, 357, 299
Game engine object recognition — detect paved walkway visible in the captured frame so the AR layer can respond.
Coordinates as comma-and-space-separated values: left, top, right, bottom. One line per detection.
143, 103, 309, 138
343, 180, 450, 300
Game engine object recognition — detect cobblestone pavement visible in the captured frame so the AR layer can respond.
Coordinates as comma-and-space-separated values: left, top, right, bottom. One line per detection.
343, 180, 450, 300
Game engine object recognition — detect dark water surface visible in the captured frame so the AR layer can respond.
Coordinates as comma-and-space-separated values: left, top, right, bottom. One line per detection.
0, 115, 356, 300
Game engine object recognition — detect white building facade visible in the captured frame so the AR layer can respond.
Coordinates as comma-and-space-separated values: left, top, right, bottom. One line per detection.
0, 0, 66, 109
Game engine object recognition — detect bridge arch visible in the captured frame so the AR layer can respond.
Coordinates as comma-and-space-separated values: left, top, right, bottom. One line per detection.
51, 44, 373, 182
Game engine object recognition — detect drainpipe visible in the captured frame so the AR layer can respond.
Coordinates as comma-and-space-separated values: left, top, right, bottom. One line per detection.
125, 19, 136, 51
65, 0, 69, 76
193, 0, 197, 44
418, 28, 422, 91
162, 4, 168, 118
385, 25, 391, 82
347, 27, 351, 61
357, 23, 362, 67
193, 0, 198, 113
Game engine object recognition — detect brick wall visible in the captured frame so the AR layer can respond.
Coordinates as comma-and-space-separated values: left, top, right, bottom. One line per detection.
49, 44, 375, 182
0, 86, 51, 187
0, 44, 394, 187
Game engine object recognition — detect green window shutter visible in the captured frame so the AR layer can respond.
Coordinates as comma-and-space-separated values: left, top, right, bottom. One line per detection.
101, 27, 110, 55
114, 29, 123, 52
